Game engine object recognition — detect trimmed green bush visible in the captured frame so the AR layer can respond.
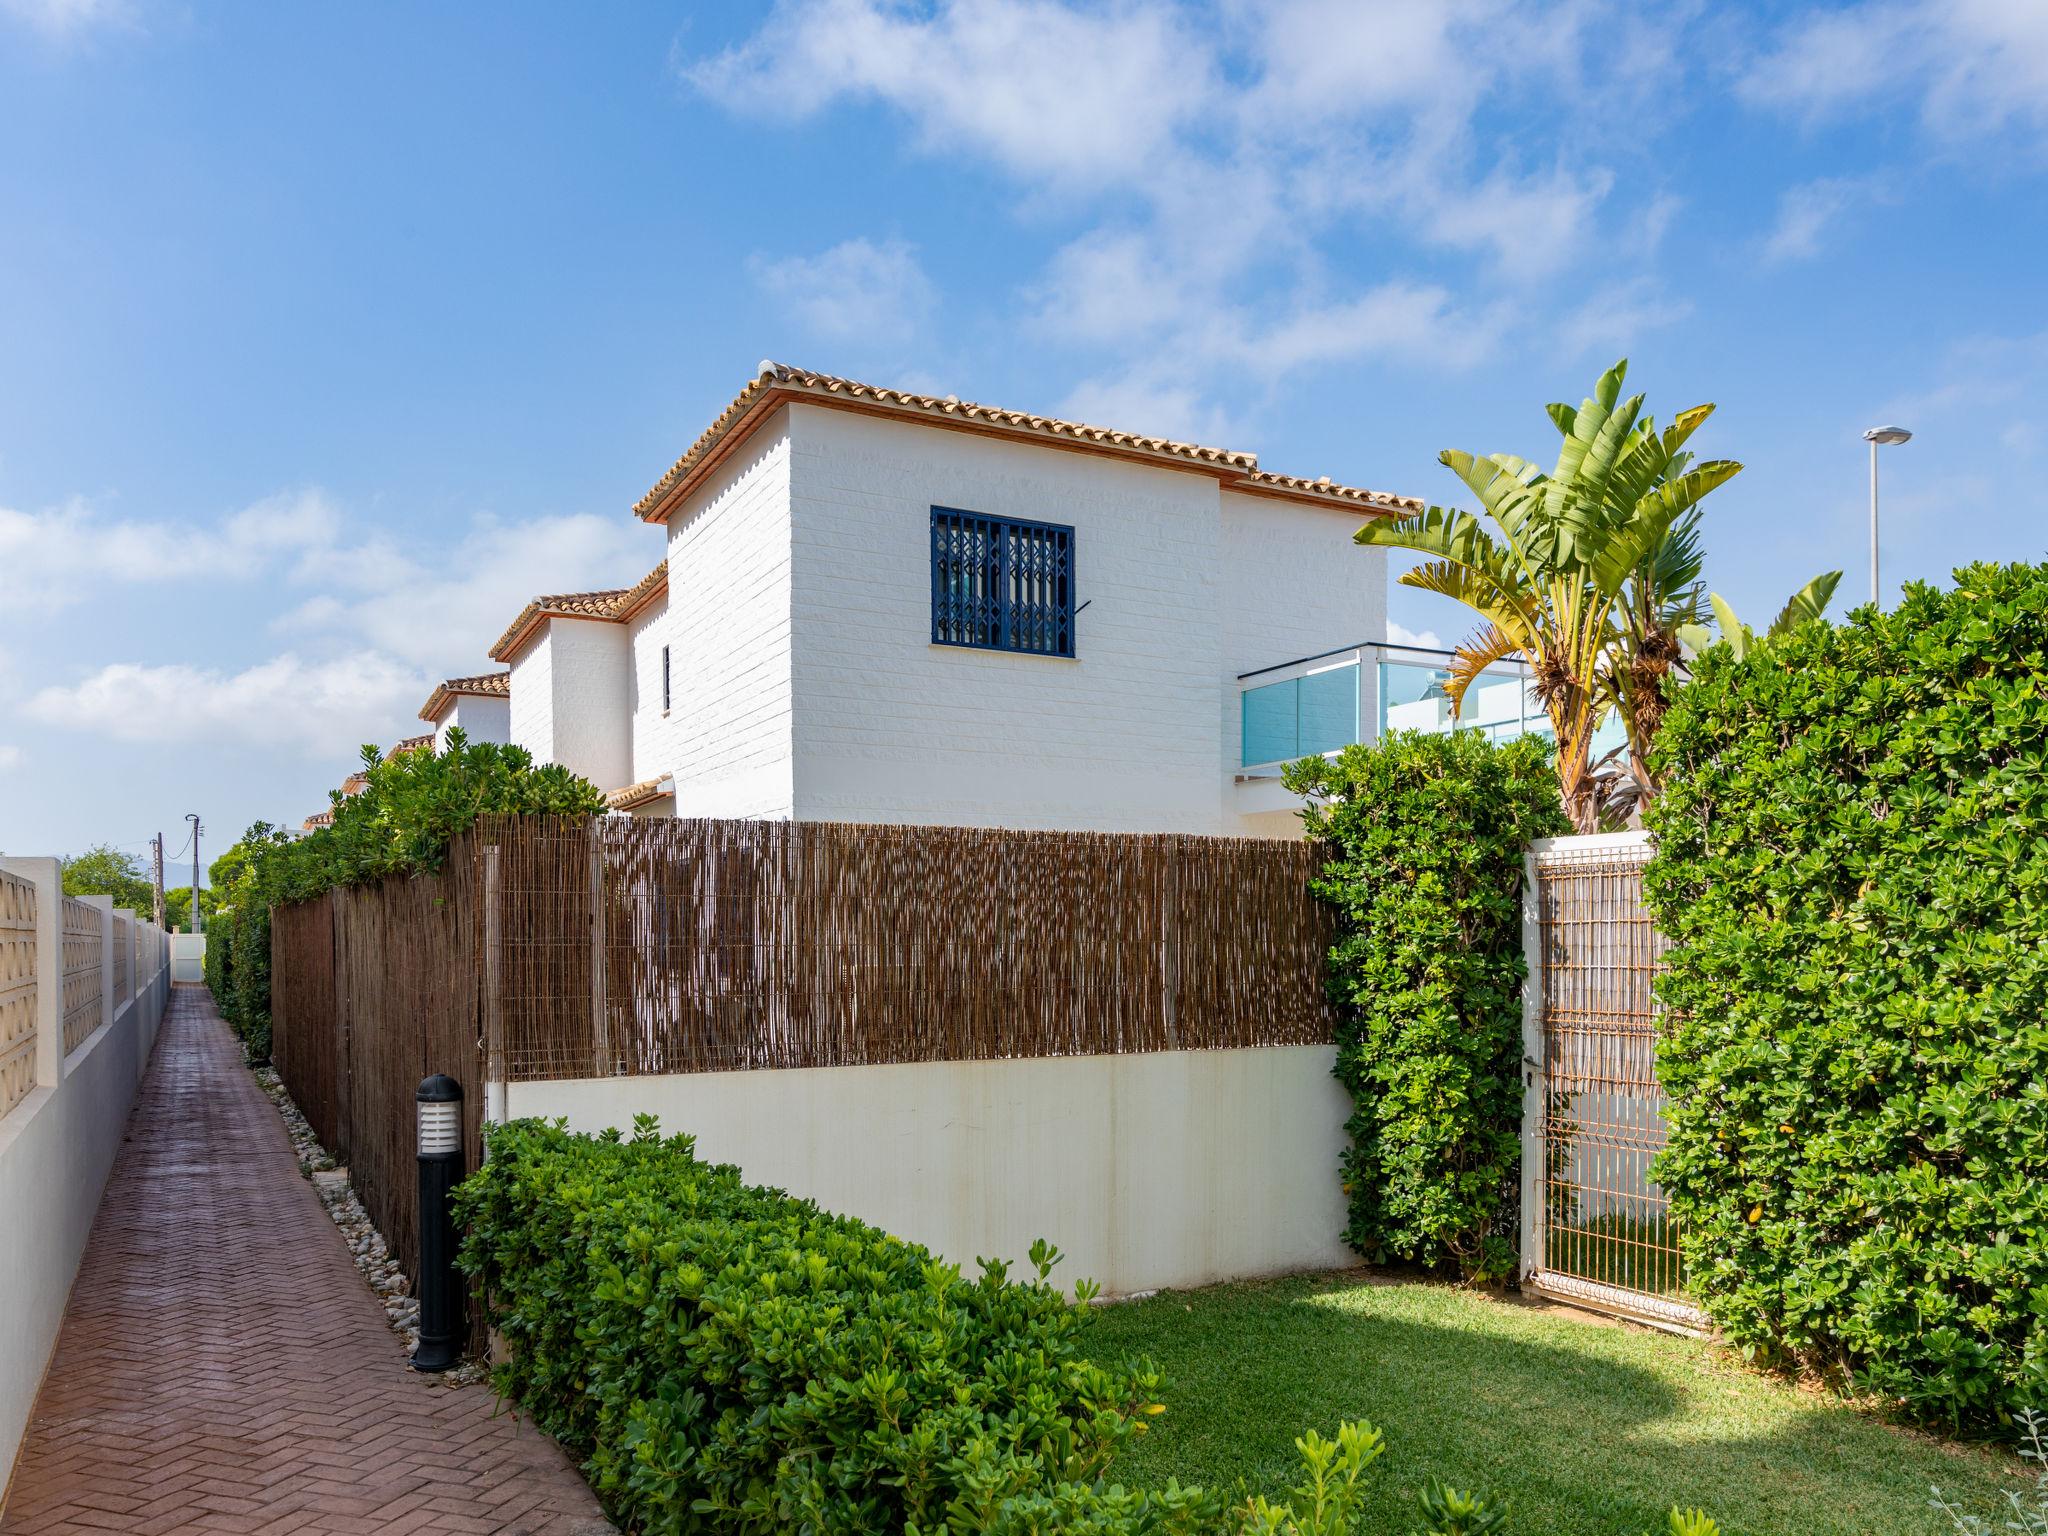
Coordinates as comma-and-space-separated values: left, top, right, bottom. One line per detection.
1646, 561, 2048, 1430
1286, 732, 1568, 1281
455, 1118, 1188, 1535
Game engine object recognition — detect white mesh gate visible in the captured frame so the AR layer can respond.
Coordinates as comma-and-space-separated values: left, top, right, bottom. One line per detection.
1517, 832, 1705, 1333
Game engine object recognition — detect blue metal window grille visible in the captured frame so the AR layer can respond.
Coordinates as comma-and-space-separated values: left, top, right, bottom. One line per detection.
931, 508, 1076, 657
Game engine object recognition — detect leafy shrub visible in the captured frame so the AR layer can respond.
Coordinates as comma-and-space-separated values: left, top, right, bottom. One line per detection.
218, 734, 605, 1050
1646, 561, 2048, 1429
457, 1119, 1715, 1535
456, 1116, 1180, 1534
1287, 732, 1568, 1280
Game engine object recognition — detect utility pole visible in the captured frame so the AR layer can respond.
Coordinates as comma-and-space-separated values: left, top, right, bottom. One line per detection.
151, 833, 166, 930
185, 814, 202, 935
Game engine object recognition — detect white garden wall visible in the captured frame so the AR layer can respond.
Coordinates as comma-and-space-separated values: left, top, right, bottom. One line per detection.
0, 858, 171, 1491
503, 1044, 1354, 1297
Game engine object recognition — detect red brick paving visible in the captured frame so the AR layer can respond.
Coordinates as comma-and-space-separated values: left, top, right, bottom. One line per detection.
0, 985, 611, 1536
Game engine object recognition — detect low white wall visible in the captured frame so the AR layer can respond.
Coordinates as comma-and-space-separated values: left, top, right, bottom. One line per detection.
0, 857, 169, 1493
169, 932, 205, 983
505, 1044, 1354, 1297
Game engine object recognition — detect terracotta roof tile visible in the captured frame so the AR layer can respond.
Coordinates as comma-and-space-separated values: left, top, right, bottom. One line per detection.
488, 560, 667, 663
632, 362, 1420, 522
385, 733, 434, 760
301, 810, 334, 831
604, 776, 674, 812
418, 670, 511, 723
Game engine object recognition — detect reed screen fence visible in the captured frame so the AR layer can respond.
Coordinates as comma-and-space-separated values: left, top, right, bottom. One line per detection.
270, 815, 1337, 1301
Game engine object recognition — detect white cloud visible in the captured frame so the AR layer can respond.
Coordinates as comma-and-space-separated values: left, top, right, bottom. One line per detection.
1741, 0, 2048, 153
750, 237, 935, 341
0, 0, 135, 37
1761, 176, 1886, 263
693, 0, 1661, 418
1555, 277, 1692, 359
688, 0, 1212, 189
25, 653, 427, 758
0, 744, 22, 771
1388, 621, 1445, 650
273, 510, 655, 668
0, 489, 344, 612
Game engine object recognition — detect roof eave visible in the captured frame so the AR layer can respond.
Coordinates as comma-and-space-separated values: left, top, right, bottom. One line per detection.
634, 378, 1419, 527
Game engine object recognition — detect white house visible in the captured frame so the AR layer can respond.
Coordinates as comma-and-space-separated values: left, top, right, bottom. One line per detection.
609, 363, 1428, 837
460, 364, 1558, 837
487, 564, 667, 800
418, 671, 513, 752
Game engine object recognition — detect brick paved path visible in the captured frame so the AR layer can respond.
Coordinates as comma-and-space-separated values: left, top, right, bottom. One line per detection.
0, 985, 611, 1536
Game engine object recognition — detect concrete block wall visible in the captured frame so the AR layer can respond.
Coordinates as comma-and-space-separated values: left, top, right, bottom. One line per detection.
0, 855, 171, 1490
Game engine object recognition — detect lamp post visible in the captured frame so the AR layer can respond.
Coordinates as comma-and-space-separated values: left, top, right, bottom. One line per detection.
412, 1074, 465, 1372
1863, 425, 1912, 606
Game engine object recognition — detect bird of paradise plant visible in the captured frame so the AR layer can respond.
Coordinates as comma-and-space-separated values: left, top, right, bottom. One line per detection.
1357, 360, 1836, 831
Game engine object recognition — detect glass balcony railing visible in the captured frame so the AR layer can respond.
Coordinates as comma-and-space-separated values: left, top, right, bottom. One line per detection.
1237, 641, 1624, 773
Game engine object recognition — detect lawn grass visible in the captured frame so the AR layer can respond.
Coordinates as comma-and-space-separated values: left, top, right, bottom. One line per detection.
1085, 1270, 2023, 1536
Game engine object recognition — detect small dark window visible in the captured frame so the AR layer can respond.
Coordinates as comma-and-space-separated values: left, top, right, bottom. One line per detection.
930, 508, 1076, 657
661, 645, 671, 712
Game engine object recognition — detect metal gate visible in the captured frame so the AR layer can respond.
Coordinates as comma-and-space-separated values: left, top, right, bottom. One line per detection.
1518, 832, 1705, 1332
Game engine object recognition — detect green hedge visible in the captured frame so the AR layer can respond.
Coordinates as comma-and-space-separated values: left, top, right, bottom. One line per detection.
457, 1121, 1720, 1535
211, 734, 606, 1057
1646, 561, 2048, 1430
456, 1118, 1198, 1534
1286, 732, 1568, 1282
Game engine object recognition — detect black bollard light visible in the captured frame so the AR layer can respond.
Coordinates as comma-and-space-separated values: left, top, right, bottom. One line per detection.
412, 1073, 465, 1372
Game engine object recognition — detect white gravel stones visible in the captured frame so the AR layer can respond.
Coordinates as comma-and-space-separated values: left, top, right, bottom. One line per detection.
253, 1066, 487, 1387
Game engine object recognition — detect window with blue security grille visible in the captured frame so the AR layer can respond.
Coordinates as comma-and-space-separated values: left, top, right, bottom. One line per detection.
930, 508, 1076, 657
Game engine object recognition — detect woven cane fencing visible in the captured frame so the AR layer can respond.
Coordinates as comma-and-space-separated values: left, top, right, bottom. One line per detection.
1519, 833, 1704, 1332
480, 815, 1337, 1081
271, 816, 1335, 1299
272, 870, 481, 1301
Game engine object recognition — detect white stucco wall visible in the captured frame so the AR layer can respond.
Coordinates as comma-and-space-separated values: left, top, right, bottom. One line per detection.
785, 405, 1231, 832
543, 619, 633, 794
508, 632, 555, 766
433, 694, 510, 752
625, 589, 672, 811
509, 621, 632, 793
1220, 490, 1388, 836
650, 416, 796, 819
503, 1044, 1354, 1297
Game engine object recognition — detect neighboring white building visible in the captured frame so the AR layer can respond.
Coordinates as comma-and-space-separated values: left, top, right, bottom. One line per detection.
464, 363, 1516, 837
487, 564, 667, 802
418, 671, 514, 752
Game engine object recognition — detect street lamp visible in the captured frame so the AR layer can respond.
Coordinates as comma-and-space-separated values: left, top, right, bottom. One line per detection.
1863, 425, 1912, 606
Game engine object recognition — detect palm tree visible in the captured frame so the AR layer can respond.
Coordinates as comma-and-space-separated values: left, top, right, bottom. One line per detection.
1363, 361, 1841, 826
1357, 361, 1743, 832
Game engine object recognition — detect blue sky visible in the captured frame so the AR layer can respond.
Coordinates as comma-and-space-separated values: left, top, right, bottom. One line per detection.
2, 0, 2044, 866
